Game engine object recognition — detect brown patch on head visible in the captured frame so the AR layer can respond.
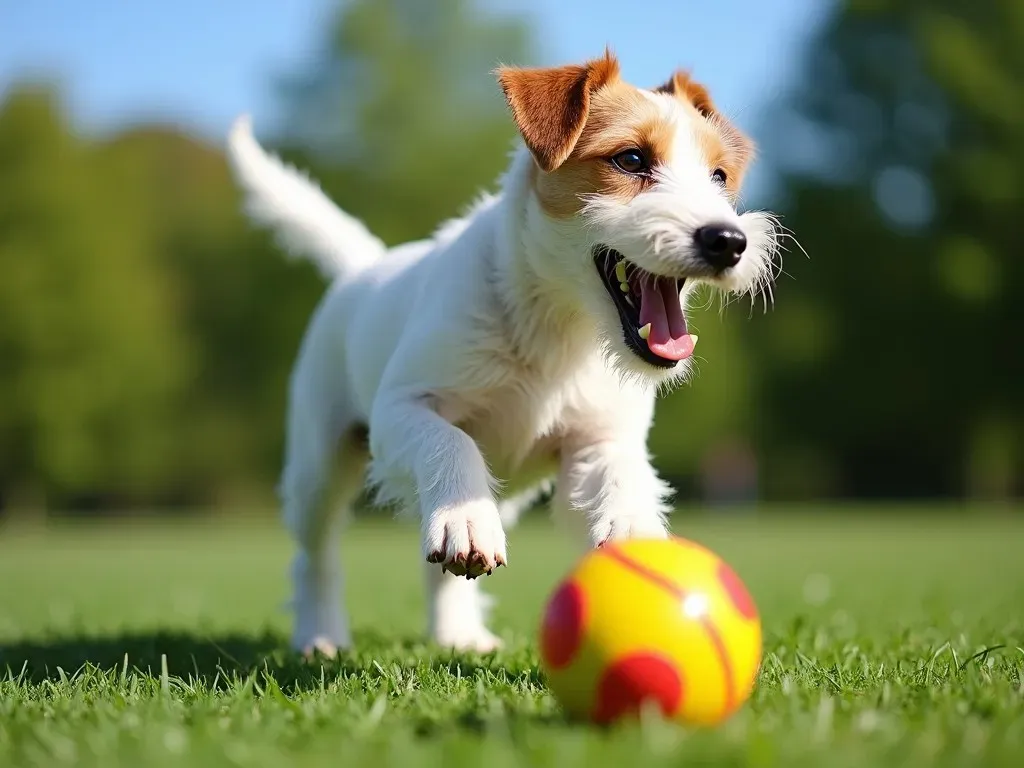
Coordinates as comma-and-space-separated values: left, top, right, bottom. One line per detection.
678, 114, 755, 199
530, 80, 674, 217
655, 69, 755, 195
503, 56, 756, 219
496, 49, 620, 173
655, 70, 716, 117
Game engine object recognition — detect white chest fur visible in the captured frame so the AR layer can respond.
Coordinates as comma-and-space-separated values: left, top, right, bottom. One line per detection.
433, 352, 647, 500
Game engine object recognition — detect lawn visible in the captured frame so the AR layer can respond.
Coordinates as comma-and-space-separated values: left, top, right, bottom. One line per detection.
1, 507, 1022, 767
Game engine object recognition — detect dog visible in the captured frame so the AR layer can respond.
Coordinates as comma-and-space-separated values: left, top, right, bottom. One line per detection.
226, 50, 780, 655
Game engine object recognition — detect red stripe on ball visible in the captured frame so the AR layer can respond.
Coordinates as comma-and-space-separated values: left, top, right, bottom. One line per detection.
717, 561, 757, 620
541, 580, 585, 669
602, 543, 741, 719
699, 617, 736, 714
592, 653, 684, 724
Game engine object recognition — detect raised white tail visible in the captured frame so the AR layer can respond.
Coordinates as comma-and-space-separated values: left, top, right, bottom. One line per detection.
226, 114, 385, 281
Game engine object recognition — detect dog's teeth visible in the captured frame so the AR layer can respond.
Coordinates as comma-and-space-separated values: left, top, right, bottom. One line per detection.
619, 281, 630, 293
615, 260, 627, 283
690, 334, 698, 346
638, 323, 651, 340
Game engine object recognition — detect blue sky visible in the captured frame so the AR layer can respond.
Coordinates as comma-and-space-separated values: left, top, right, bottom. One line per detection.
1, 0, 830, 194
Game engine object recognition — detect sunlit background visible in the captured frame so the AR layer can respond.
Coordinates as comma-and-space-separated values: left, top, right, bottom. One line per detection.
1, 0, 1020, 517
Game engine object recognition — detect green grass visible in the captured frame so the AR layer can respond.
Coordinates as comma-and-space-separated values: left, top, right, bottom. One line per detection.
1, 507, 1022, 767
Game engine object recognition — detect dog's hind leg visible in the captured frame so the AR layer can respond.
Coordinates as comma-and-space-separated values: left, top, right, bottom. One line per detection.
281, 367, 367, 656
425, 564, 502, 652
425, 480, 551, 652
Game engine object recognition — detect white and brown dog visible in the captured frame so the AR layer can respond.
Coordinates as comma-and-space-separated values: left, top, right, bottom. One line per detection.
227, 50, 779, 655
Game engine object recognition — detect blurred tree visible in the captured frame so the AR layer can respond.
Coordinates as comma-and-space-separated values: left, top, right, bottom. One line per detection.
749, 0, 1023, 499
275, 0, 535, 244
0, 85, 193, 508
95, 126, 324, 503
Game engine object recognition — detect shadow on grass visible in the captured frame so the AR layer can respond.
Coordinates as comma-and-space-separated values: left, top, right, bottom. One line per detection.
0, 631, 589, 733
0, 628, 547, 694
0, 630, 284, 684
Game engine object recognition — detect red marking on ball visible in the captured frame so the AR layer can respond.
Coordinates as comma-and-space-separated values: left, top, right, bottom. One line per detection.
601, 545, 685, 599
717, 561, 757, 620
699, 617, 736, 714
601, 543, 744, 720
541, 580, 586, 669
592, 653, 684, 724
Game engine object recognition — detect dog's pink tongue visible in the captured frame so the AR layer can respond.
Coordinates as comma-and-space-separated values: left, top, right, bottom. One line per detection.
638, 278, 695, 361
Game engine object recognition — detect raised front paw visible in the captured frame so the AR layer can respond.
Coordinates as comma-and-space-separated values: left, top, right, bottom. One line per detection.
424, 500, 508, 579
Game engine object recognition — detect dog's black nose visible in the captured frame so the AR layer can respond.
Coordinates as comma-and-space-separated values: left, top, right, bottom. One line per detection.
695, 224, 747, 269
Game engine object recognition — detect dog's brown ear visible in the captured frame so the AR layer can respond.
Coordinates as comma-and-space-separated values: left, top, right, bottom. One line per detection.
657, 69, 755, 190
655, 70, 715, 117
496, 51, 619, 172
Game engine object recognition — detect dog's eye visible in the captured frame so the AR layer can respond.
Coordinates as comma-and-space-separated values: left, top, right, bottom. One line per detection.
611, 149, 649, 175
712, 168, 728, 185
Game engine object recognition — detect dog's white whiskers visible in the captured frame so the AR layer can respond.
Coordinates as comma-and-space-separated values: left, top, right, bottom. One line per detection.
778, 225, 810, 261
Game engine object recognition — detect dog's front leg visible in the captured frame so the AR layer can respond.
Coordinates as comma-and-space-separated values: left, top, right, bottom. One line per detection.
370, 395, 506, 579
555, 435, 674, 548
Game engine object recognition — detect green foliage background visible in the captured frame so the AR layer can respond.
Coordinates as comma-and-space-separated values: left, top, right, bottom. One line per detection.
1, 0, 1020, 512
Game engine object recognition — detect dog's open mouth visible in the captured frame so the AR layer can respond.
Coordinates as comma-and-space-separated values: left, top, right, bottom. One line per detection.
594, 246, 696, 368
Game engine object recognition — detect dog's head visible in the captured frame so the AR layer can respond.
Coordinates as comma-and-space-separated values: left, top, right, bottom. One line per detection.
497, 51, 779, 380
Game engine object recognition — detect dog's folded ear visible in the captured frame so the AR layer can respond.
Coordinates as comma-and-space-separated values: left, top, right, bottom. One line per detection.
656, 69, 755, 188
654, 70, 716, 118
496, 51, 620, 173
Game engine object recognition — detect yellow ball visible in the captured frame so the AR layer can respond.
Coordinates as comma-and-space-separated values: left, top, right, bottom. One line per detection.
538, 536, 762, 726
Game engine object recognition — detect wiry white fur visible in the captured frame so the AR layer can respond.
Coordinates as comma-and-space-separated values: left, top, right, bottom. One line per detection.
226, 79, 779, 654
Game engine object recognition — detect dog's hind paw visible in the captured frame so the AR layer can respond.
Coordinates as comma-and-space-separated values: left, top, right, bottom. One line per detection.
424, 500, 508, 579
437, 628, 504, 654
293, 635, 347, 659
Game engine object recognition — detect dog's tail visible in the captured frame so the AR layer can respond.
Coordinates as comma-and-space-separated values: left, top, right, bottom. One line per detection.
226, 114, 384, 281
